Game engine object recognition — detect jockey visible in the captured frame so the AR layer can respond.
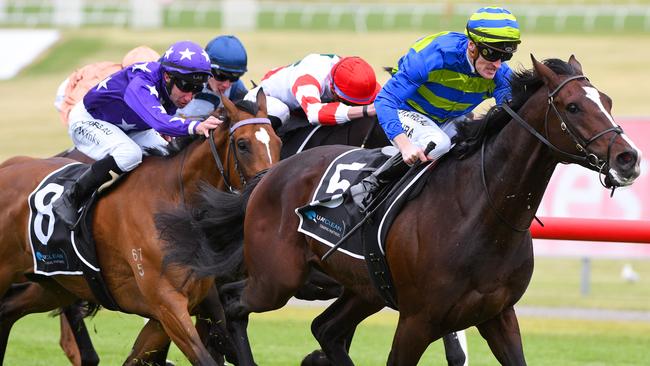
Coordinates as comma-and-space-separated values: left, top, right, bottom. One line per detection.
177, 35, 250, 120
52, 40, 221, 228
54, 46, 161, 126
243, 53, 380, 128
350, 6, 521, 210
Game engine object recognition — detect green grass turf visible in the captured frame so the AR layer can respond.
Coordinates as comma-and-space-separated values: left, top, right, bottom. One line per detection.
5, 303, 650, 365
5, 257, 649, 365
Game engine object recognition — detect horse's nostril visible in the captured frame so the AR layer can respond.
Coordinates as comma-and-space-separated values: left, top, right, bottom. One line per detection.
616, 150, 637, 168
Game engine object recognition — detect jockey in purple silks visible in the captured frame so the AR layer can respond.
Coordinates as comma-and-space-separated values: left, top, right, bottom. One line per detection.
53, 40, 222, 228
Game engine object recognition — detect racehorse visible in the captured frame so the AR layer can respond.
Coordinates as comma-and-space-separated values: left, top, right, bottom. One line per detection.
277, 115, 469, 365
0, 89, 281, 365
52, 106, 394, 366
173, 56, 641, 365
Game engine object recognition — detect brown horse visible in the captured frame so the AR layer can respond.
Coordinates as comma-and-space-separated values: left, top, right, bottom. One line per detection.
175, 56, 641, 365
0, 89, 281, 365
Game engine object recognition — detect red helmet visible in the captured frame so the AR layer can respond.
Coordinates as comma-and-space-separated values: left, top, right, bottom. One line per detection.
330, 56, 380, 105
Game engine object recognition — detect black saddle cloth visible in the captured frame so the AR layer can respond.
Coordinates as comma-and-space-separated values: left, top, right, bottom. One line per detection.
27, 163, 119, 310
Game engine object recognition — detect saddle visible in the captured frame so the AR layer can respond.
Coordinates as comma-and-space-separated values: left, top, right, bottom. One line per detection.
26, 163, 120, 310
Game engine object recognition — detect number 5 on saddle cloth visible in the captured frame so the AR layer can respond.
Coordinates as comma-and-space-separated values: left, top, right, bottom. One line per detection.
296, 146, 435, 308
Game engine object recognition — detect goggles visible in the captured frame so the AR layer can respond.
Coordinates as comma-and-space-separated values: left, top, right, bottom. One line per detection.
211, 69, 241, 82
477, 43, 516, 63
172, 76, 205, 94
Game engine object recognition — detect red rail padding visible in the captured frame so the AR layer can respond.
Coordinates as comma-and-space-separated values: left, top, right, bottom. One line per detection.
530, 217, 650, 244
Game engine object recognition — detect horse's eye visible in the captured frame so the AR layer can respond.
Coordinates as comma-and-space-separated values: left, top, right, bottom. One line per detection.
566, 103, 579, 114
237, 140, 249, 152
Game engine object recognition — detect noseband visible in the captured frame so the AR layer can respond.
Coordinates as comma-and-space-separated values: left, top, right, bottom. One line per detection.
208, 117, 272, 193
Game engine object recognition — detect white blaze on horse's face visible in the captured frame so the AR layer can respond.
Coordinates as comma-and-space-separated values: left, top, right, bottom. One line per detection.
583, 86, 642, 185
583, 87, 640, 151
254, 127, 273, 164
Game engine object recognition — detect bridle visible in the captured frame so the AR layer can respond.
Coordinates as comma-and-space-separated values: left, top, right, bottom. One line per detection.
208, 117, 271, 193
483, 74, 624, 232
504, 75, 623, 171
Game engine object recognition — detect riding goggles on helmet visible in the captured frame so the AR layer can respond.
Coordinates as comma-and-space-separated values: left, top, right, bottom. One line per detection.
477, 43, 515, 62
211, 68, 241, 82
172, 76, 205, 94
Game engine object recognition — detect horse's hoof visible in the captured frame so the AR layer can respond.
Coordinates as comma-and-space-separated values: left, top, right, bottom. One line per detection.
300, 349, 330, 366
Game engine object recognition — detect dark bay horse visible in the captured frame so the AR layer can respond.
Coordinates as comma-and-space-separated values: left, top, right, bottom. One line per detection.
0, 90, 281, 365
185, 56, 641, 365
278, 115, 468, 365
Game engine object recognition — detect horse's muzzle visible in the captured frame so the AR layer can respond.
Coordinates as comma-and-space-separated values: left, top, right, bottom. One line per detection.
606, 148, 641, 187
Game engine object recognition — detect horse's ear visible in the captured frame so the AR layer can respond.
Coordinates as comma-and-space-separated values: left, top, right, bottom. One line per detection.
255, 87, 268, 118
568, 55, 584, 75
220, 91, 238, 120
531, 54, 560, 90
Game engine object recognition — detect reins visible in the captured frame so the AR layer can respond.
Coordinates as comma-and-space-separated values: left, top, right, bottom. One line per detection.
208, 117, 271, 194
483, 74, 623, 231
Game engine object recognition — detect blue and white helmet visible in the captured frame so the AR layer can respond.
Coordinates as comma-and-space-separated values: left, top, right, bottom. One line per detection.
161, 40, 212, 83
205, 35, 248, 74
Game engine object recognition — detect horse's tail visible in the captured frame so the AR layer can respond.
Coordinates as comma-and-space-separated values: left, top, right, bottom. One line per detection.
157, 174, 263, 281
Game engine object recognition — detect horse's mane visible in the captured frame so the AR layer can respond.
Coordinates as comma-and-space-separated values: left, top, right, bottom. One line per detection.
149, 100, 258, 158
451, 58, 579, 159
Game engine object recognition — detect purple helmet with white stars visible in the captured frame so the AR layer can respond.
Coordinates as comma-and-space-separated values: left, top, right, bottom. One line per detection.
161, 40, 212, 83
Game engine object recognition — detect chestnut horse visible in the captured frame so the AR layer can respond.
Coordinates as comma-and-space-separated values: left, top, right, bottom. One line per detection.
0, 90, 281, 365
181, 56, 640, 365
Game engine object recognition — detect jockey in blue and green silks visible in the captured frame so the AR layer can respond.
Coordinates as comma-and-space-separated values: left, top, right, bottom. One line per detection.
352, 7, 522, 207
348, 7, 523, 361
375, 6, 521, 166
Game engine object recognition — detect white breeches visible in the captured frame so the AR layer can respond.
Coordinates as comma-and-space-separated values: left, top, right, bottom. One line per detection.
67, 102, 169, 172
244, 86, 291, 124
396, 110, 459, 160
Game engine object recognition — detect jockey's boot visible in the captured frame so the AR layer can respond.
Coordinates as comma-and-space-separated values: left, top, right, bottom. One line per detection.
349, 152, 409, 211
52, 155, 123, 228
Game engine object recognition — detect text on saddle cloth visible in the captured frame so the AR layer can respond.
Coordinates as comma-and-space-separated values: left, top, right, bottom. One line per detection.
28, 163, 101, 276
296, 147, 433, 259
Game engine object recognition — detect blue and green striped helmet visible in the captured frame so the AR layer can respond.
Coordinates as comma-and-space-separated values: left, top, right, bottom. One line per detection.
466, 7, 521, 51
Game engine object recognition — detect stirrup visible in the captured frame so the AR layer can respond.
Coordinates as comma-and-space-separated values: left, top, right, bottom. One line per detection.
350, 179, 379, 211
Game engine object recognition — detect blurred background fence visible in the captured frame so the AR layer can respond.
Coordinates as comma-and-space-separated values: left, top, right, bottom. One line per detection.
2, 0, 650, 32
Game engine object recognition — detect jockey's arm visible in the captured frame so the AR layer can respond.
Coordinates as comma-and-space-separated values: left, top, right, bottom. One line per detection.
346, 103, 377, 120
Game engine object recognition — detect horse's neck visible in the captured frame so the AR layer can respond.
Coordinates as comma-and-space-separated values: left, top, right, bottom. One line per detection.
181, 133, 230, 196
471, 97, 558, 231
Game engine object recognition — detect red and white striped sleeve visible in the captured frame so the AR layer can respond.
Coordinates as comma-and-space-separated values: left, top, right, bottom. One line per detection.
291, 74, 351, 126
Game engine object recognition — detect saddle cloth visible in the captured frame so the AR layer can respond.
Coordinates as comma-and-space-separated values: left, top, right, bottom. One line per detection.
295, 148, 433, 259
27, 162, 119, 310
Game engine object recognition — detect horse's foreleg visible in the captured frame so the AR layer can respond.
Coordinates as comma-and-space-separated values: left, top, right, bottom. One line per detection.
388, 314, 438, 366
0, 281, 75, 363
475, 306, 526, 365
442, 331, 468, 366
60, 302, 99, 366
196, 285, 237, 365
155, 293, 218, 366
124, 319, 172, 366
220, 280, 256, 366
308, 291, 384, 366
